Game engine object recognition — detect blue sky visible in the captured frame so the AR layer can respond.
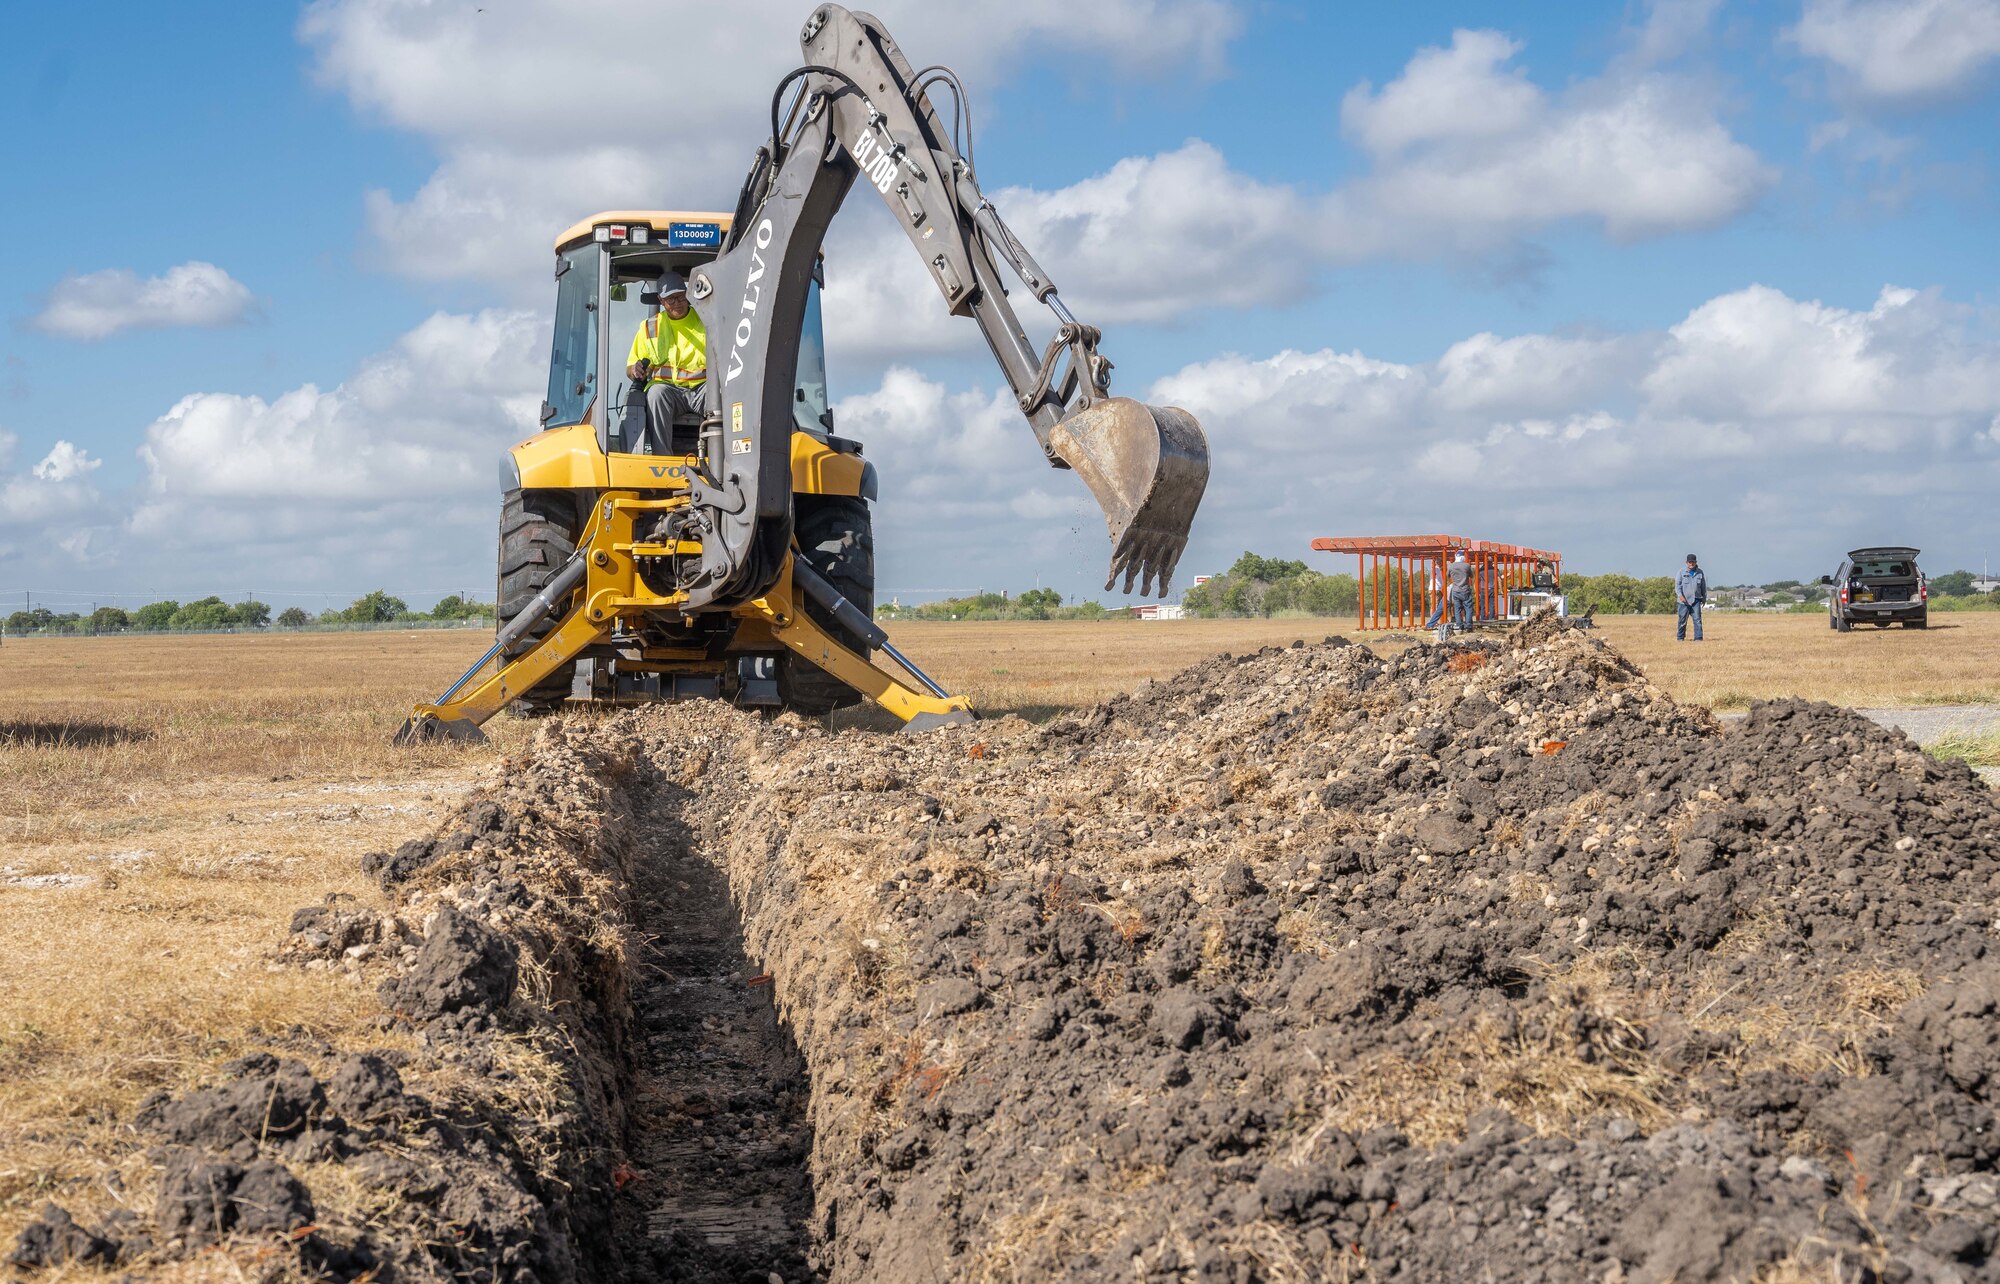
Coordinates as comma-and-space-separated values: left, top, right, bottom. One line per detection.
2, 0, 1998, 612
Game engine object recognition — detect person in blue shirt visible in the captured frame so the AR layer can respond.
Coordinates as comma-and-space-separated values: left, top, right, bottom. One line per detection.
1675, 553, 1707, 641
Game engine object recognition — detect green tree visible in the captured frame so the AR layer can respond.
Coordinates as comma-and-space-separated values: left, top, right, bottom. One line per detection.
1929, 569, 1976, 597
169, 596, 236, 630
1226, 551, 1311, 583
429, 594, 495, 622
1012, 587, 1062, 619
1221, 577, 1264, 616
1640, 576, 1678, 614
341, 590, 409, 624
6, 607, 54, 633
276, 607, 312, 627
233, 599, 271, 628
89, 606, 130, 633
133, 601, 180, 631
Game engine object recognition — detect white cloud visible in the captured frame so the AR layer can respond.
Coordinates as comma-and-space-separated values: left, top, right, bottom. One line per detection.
300, 0, 1241, 294
1331, 30, 1773, 251
824, 27, 1769, 358
820, 141, 1319, 368
32, 441, 100, 483
1790, 0, 2000, 104
0, 439, 103, 544
31, 262, 257, 341
1143, 281, 2000, 583
1340, 30, 1543, 156
305, 0, 1763, 336
118, 309, 542, 585
831, 366, 1117, 593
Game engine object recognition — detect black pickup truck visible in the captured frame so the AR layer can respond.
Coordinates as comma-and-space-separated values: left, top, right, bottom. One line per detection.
1822, 546, 1927, 631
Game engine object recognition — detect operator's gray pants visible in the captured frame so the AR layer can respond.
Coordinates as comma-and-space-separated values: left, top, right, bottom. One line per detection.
642, 381, 706, 454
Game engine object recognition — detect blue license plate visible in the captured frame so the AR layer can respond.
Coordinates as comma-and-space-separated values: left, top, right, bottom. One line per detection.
666, 222, 723, 249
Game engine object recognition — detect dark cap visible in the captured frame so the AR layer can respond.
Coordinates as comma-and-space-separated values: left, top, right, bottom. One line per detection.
1686, 553, 1698, 563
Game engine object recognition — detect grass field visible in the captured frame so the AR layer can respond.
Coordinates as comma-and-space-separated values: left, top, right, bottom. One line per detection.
0, 613, 1995, 1262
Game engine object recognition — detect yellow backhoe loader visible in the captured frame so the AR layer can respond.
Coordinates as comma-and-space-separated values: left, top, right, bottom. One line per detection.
396, 5, 1209, 743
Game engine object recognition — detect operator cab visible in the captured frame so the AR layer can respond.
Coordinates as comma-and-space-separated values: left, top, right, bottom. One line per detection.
542, 211, 832, 458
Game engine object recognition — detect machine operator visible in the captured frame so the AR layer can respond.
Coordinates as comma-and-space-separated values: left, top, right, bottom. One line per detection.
626, 271, 707, 448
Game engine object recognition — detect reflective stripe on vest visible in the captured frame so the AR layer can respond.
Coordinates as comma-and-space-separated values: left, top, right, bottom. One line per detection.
630, 309, 707, 388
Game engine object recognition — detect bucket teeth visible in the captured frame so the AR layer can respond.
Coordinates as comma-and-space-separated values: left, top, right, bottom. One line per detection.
1047, 398, 1209, 598
393, 714, 488, 746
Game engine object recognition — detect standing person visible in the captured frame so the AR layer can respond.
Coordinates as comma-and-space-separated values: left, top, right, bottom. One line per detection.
625, 271, 707, 451
1446, 551, 1475, 635
1424, 559, 1448, 640
1676, 553, 1707, 642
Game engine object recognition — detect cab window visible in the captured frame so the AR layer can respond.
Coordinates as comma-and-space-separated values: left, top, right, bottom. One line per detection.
544, 246, 598, 426
794, 278, 831, 435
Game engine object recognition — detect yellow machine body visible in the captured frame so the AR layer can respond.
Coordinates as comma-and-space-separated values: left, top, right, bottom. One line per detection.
397, 210, 973, 742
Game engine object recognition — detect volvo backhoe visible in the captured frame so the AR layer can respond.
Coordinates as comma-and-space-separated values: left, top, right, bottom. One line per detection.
397, 4, 1210, 743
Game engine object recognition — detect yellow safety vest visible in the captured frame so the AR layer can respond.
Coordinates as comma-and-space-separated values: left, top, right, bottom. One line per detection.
627, 310, 707, 387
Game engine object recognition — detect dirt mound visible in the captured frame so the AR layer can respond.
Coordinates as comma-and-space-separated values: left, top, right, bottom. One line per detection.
641, 625, 1998, 1281
28, 623, 1993, 1282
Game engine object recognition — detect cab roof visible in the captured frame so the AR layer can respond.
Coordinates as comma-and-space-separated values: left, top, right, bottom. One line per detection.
1848, 546, 1920, 559
555, 210, 734, 252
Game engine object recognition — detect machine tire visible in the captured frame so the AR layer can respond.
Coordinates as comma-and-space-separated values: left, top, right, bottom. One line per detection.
778, 496, 874, 716
1906, 614, 1928, 629
1836, 613, 1851, 632
496, 488, 581, 715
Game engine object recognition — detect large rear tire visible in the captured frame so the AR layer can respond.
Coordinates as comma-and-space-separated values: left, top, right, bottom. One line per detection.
778, 496, 874, 715
496, 488, 580, 715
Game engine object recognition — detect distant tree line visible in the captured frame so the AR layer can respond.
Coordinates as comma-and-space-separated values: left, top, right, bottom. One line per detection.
3, 591, 495, 636
1182, 553, 1362, 618
878, 587, 1113, 621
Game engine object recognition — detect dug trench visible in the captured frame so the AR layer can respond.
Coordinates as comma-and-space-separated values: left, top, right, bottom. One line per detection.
14, 616, 1999, 1282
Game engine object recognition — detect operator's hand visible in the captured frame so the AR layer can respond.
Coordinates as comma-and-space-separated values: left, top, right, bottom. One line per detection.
628, 358, 651, 381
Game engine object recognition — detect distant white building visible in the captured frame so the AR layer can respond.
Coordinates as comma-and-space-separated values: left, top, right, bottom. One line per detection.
1972, 577, 2000, 594
1131, 604, 1185, 621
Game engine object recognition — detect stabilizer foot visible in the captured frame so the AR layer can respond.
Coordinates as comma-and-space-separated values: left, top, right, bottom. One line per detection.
393, 714, 489, 746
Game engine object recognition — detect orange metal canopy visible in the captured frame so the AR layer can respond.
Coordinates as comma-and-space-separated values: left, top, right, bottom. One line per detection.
1311, 534, 1562, 560
1310, 534, 1563, 631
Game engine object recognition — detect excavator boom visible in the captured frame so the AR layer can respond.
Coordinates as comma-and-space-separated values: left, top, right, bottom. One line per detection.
682, 4, 1209, 608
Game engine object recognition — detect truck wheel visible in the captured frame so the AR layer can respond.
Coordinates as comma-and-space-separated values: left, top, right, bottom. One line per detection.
1905, 615, 1927, 629
497, 488, 581, 714
1836, 613, 1851, 632
778, 496, 873, 715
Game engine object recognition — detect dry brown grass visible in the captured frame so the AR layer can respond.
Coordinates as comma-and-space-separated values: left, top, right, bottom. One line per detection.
1588, 612, 2000, 709
0, 632, 529, 1251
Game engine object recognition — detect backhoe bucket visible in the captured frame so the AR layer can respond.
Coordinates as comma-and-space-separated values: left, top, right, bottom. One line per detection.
1047, 397, 1209, 596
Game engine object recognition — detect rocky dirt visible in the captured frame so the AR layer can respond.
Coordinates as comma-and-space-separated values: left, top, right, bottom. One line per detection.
15, 616, 1998, 1282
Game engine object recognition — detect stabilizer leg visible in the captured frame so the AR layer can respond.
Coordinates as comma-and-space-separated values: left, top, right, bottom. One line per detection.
396, 603, 611, 744
759, 558, 975, 729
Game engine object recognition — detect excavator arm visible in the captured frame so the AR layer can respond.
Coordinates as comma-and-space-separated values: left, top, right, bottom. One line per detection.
679, 3, 1209, 611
